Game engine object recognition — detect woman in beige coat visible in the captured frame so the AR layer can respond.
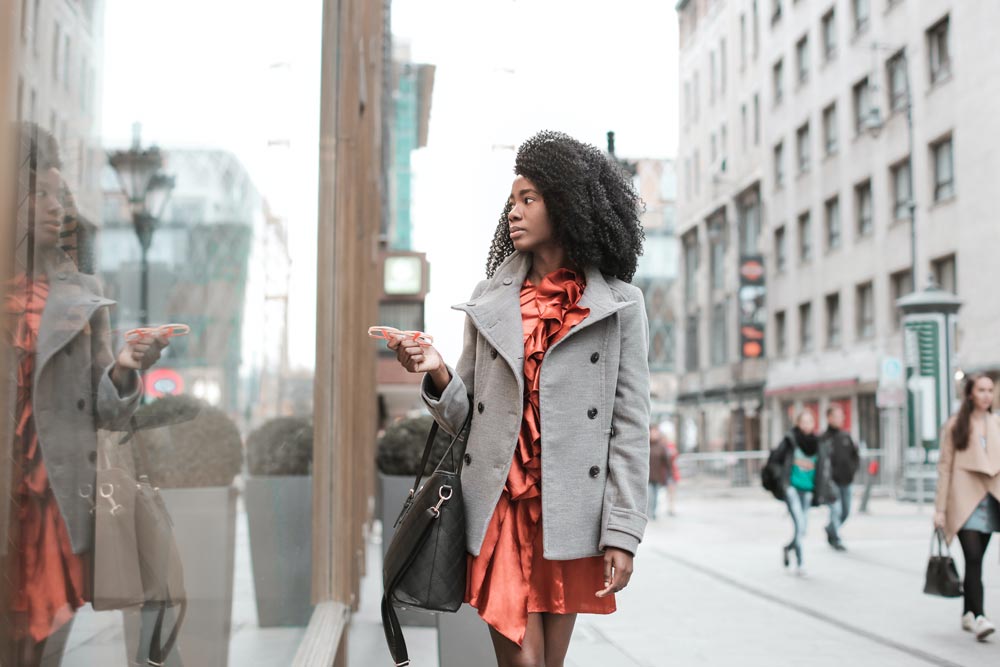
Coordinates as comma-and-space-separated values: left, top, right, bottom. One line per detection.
934, 373, 1000, 642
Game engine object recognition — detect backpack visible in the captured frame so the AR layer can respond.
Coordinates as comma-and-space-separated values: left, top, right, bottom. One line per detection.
761, 434, 793, 501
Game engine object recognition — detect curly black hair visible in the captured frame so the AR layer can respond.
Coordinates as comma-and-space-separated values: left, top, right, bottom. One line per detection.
485, 130, 644, 282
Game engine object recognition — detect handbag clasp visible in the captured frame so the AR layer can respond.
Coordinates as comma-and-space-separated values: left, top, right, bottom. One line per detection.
428, 485, 453, 518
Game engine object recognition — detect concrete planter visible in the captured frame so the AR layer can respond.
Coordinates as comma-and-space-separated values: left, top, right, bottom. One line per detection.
244, 475, 314, 627
378, 472, 436, 628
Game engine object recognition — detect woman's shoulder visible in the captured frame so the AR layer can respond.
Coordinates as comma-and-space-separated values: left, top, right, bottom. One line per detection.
603, 276, 644, 305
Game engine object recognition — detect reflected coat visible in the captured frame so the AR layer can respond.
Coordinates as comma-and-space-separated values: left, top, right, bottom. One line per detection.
421, 252, 651, 560
2, 253, 141, 555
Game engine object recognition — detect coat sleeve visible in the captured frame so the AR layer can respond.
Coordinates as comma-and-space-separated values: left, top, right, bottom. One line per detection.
88, 281, 142, 431
934, 419, 956, 514
420, 280, 488, 437
599, 294, 651, 556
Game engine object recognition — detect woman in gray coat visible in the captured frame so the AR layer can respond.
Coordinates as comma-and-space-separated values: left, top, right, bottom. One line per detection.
3, 124, 168, 666
389, 131, 650, 667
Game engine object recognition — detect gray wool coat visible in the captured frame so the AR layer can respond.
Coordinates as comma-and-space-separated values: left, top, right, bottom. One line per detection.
421, 251, 651, 560
1, 252, 141, 556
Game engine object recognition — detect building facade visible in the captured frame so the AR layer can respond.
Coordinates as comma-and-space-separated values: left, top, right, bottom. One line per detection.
677, 0, 1000, 455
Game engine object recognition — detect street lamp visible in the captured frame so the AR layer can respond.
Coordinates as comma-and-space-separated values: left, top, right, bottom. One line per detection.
863, 43, 918, 292
108, 123, 174, 326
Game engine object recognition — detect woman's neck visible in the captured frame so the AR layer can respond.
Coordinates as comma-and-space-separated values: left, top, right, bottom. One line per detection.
972, 407, 991, 419
527, 247, 570, 285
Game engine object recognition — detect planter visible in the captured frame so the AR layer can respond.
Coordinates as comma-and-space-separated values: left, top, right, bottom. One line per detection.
244, 475, 314, 627
378, 472, 436, 627
124, 485, 239, 667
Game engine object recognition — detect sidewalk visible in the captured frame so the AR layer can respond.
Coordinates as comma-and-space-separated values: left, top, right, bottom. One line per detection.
353, 492, 998, 667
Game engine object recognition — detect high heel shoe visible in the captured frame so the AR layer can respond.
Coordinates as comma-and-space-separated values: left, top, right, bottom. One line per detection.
782, 545, 790, 568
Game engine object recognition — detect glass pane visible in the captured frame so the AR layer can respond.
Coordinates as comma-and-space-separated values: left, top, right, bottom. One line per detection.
2, 3, 321, 665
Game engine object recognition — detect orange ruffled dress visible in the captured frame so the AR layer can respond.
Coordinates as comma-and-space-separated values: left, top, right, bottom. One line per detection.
465, 268, 615, 646
5, 274, 89, 643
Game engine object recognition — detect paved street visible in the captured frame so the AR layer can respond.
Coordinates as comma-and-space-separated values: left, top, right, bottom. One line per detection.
353, 491, 998, 667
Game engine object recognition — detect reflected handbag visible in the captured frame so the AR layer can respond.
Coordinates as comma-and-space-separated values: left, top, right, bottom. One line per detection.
923, 528, 963, 598
381, 405, 472, 666
93, 419, 187, 665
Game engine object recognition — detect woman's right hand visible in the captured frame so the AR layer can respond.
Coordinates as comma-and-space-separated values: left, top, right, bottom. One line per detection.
387, 335, 444, 375
933, 510, 946, 530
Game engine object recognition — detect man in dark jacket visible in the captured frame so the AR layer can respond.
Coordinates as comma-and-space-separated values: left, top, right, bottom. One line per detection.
822, 405, 860, 551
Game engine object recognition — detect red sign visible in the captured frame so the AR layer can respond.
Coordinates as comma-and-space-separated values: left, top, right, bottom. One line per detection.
144, 368, 184, 398
739, 258, 765, 284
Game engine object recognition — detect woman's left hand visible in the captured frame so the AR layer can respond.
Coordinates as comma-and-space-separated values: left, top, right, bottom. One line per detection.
116, 334, 169, 371
596, 547, 634, 598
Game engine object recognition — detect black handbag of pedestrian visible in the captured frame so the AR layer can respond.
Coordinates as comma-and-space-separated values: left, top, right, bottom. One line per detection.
923, 528, 963, 598
381, 406, 472, 666
762, 434, 793, 501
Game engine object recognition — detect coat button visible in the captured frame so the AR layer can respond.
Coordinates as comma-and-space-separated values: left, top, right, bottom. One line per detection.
64, 347, 72, 356
502, 278, 513, 285
477, 402, 485, 414
587, 407, 598, 419
590, 352, 600, 363
589, 465, 601, 478
56, 272, 67, 280
87, 451, 97, 464
77, 399, 86, 410
490, 348, 498, 359
464, 453, 472, 466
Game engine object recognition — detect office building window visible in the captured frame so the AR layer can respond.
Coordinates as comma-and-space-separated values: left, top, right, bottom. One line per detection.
693, 149, 701, 195
887, 50, 909, 113
855, 179, 873, 236
927, 15, 951, 85
773, 141, 784, 188
711, 132, 717, 164
711, 302, 728, 366
710, 50, 717, 106
709, 217, 726, 290
16, 77, 24, 123
772, 59, 784, 105
853, 0, 869, 34
753, 93, 761, 145
720, 124, 728, 169
685, 314, 700, 372
720, 38, 727, 96
741, 104, 748, 152
752, 0, 760, 59
932, 136, 954, 201
20, 0, 29, 41
891, 158, 912, 220
772, 0, 782, 25
740, 14, 748, 70
693, 71, 700, 121
796, 35, 809, 84
889, 268, 913, 330
825, 196, 841, 250
775, 225, 787, 272
796, 122, 810, 174
853, 76, 871, 136
738, 187, 761, 254
932, 253, 957, 294
822, 8, 837, 61
684, 234, 699, 303
822, 103, 838, 155
799, 301, 813, 352
826, 292, 841, 347
798, 211, 812, 262
775, 310, 787, 356
52, 22, 61, 81
856, 281, 875, 339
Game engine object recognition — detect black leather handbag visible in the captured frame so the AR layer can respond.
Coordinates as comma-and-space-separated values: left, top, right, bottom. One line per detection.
924, 528, 964, 598
381, 406, 472, 666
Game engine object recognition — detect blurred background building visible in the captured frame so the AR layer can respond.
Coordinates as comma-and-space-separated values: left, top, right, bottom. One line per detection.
675, 0, 1000, 468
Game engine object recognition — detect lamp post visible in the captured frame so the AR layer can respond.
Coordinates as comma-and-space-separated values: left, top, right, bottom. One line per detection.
108, 123, 174, 326
864, 44, 917, 292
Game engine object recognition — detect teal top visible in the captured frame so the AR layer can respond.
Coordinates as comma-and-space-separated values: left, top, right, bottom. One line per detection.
790, 447, 817, 492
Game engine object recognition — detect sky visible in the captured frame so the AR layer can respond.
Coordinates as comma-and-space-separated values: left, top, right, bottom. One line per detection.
99, 0, 679, 369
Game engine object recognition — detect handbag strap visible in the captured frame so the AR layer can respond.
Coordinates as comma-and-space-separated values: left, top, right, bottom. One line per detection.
408, 399, 474, 501
929, 528, 951, 558
147, 599, 187, 666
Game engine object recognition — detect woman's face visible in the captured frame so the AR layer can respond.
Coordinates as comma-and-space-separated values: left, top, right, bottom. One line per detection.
797, 411, 816, 434
507, 175, 555, 254
971, 377, 995, 412
27, 167, 64, 248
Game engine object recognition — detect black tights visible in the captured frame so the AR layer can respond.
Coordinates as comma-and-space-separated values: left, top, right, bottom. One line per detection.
957, 530, 993, 617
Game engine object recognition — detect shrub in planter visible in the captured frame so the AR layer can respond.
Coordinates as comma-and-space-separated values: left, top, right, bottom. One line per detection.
244, 417, 314, 627
246, 416, 313, 476
376, 415, 456, 477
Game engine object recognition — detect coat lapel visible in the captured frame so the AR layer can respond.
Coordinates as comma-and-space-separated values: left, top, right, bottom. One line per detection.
451, 252, 637, 383
35, 257, 114, 377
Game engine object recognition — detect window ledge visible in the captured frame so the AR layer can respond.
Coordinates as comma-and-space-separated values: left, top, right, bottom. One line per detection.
928, 71, 954, 94
822, 150, 839, 162
929, 193, 957, 210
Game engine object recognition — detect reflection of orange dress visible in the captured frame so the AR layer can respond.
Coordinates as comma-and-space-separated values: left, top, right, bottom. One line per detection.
465, 268, 615, 646
5, 275, 88, 642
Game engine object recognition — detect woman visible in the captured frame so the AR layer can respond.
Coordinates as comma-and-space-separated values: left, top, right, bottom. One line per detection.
389, 131, 650, 667
3, 124, 167, 665
773, 410, 836, 576
934, 373, 1000, 642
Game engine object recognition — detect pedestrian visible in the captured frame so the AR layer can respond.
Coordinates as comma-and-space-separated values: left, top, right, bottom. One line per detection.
3, 123, 169, 666
934, 373, 1000, 642
388, 130, 650, 667
822, 404, 860, 551
773, 410, 836, 576
664, 428, 680, 517
648, 425, 669, 520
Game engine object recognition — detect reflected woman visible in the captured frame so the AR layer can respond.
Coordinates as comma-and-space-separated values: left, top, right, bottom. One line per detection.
2, 124, 167, 666
389, 131, 650, 667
